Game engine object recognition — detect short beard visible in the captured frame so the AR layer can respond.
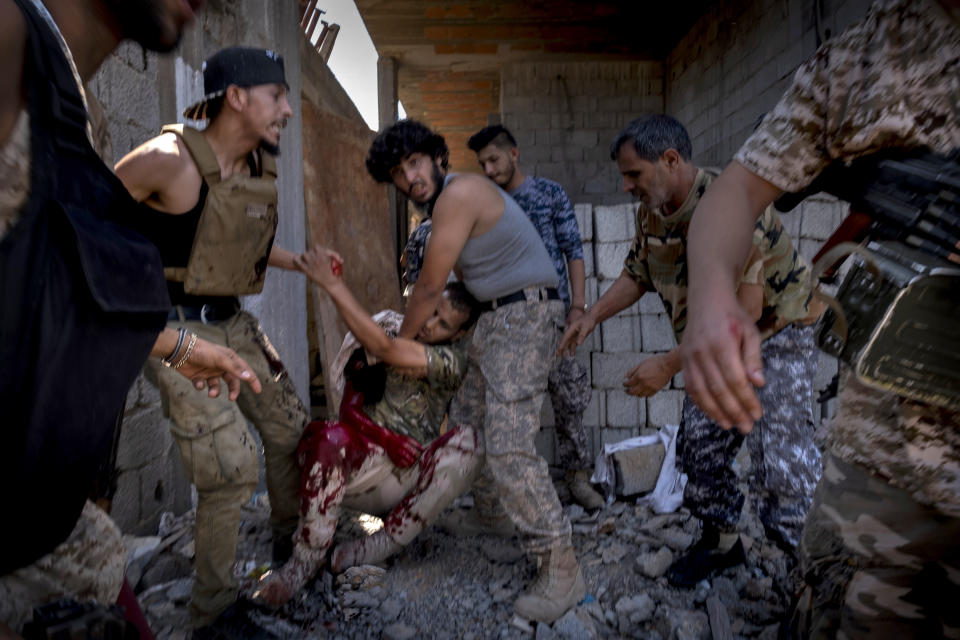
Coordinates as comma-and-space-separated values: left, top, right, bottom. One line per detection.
260, 140, 281, 157
413, 162, 446, 216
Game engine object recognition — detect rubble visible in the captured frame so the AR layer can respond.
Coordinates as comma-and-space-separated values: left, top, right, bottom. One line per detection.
133, 477, 793, 639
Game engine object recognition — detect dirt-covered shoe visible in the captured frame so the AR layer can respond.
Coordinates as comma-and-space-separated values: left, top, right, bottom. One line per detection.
191, 601, 279, 640
567, 469, 605, 510
666, 534, 746, 588
513, 546, 586, 624
439, 509, 516, 538
330, 530, 403, 572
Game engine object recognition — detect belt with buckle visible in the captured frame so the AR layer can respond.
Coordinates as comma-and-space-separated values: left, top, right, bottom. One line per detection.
478, 287, 560, 313
168, 298, 240, 324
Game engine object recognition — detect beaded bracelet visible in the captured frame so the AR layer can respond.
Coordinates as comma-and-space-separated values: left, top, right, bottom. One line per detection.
172, 332, 198, 370
160, 327, 188, 368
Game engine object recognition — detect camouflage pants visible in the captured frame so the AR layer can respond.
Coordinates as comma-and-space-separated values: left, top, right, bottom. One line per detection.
790, 452, 960, 639
678, 323, 821, 548
450, 296, 573, 554
270, 423, 480, 595
0, 501, 125, 632
146, 311, 308, 626
548, 355, 593, 470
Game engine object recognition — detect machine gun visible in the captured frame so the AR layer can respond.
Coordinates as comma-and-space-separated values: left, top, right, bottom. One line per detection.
775, 149, 960, 410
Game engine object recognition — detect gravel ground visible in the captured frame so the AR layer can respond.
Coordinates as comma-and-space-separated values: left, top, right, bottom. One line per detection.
131, 467, 793, 640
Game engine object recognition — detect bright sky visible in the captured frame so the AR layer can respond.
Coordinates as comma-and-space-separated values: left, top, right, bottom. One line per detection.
313, 0, 404, 131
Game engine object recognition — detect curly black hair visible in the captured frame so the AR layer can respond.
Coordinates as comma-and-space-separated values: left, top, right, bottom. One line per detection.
366, 119, 450, 183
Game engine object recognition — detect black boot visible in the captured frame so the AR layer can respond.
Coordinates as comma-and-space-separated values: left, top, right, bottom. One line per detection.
666, 525, 746, 588
191, 601, 280, 640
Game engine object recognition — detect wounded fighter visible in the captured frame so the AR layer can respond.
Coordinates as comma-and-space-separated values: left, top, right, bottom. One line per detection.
253, 247, 481, 607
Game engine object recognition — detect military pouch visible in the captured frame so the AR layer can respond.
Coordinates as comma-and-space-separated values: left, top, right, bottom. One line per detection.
161, 124, 278, 296
814, 240, 960, 409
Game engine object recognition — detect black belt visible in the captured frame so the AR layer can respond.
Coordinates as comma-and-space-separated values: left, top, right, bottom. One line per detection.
478, 287, 560, 313
168, 299, 240, 324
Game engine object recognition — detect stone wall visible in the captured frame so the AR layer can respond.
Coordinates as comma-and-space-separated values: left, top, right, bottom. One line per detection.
500, 61, 664, 207
90, 1, 312, 534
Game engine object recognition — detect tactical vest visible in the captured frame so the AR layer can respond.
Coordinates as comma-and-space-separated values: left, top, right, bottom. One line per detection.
160, 124, 279, 296
0, 0, 169, 573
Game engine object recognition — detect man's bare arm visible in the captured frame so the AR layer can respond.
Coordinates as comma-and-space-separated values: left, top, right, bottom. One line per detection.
558, 271, 644, 356
268, 246, 301, 271
566, 258, 587, 323
296, 247, 430, 371
399, 178, 482, 339
682, 161, 782, 432
115, 133, 191, 205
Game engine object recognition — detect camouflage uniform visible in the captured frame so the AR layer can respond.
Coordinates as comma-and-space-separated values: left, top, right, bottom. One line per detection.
624, 168, 822, 547
510, 176, 593, 470
449, 296, 573, 553
146, 311, 308, 625
267, 340, 479, 595
734, 0, 960, 634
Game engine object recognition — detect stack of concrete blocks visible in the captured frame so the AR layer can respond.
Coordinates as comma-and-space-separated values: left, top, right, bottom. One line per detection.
537, 191, 847, 466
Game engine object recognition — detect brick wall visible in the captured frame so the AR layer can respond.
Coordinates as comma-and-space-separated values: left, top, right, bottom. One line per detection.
500, 61, 664, 206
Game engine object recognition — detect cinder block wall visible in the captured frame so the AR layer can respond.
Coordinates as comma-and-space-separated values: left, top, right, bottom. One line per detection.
90, 0, 310, 534
500, 61, 664, 207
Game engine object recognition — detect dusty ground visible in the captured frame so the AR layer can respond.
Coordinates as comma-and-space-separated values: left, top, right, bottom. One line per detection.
131, 469, 793, 640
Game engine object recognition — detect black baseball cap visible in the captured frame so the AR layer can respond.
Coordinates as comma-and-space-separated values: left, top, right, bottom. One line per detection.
182, 46, 289, 121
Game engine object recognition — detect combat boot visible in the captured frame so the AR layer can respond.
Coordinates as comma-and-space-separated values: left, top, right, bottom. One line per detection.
567, 469, 605, 510
330, 530, 403, 572
439, 508, 516, 537
513, 546, 586, 623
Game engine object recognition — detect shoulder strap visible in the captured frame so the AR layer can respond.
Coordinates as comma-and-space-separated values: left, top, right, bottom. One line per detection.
161, 123, 222, 185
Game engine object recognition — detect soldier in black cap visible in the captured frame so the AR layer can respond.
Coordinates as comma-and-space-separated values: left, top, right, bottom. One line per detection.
116, 46, 309, 637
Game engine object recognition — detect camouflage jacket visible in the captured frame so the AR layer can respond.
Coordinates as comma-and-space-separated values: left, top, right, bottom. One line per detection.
366, 342, 468, 445
623, 168, 817, 344
509, 176, 584, 308
736, 0, 960, 515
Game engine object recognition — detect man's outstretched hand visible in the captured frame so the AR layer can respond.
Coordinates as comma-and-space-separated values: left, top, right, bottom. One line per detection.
179, 338, 263, 401
680, 288, 765, 433
295, 246, 344, 289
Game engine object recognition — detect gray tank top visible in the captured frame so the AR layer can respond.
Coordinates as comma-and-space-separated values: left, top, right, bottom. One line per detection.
449, 174, 558, 302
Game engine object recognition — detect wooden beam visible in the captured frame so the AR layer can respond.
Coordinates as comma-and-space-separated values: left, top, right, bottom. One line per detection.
377, 56, 408, 286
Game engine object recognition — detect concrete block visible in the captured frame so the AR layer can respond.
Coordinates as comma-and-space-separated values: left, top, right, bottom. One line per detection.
639, 293, 666, 315
585, 276, 599, 307
582, 246, 595, 278
592, 352, 650, 389
600, 427, 637, 448
596, 241, 631, 280
594, 205, 631, 243
779, 209, 802, 240
575, 204, 593, 241
136, 459, 174, 534
800, 197, 846, 241
606, 390, 645, 428
612, 441, 665, 495
647, 390, 685, 427
798, 238, 822, 266
540, 395, 555, 427
641, 314, 676, 352
601, 316, 640, 352
672, 370, 685, 390
535, 427, 555, 464
583, 390, 605, 428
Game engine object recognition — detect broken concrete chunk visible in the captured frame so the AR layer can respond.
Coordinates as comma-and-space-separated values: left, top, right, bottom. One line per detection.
613, 442, 665, 496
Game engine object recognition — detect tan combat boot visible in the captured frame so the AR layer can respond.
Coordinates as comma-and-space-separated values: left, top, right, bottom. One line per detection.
513, 546, 586, 623
567, 469, 605, 510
